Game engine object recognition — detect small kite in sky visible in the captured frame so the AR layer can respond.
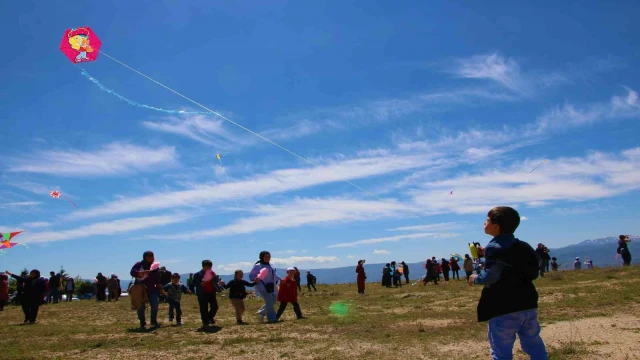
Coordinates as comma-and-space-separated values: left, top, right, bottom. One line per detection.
0, 231, 28, 252
50, 191, 77, 208
449, 191, 454, 196
529, 159, 549, 173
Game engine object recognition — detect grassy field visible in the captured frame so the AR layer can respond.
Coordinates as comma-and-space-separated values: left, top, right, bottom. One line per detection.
1, 267, 640, 360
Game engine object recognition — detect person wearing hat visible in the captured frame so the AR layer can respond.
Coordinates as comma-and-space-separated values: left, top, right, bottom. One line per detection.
573, 257, 582, 270
276, 268, 306, 321
249, 251, 280, 323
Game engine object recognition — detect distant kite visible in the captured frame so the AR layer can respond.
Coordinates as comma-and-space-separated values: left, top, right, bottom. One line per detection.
449, 191, 454, 196
529, 159, 549, 173
50, 191, 77, 208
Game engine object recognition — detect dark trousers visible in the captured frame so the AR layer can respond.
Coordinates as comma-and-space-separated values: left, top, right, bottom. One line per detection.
198, 293, 218, 325
96, 286, 106, 301
66, 291, 74, 302
465, 271, 473, 281
307, 283, 316, 292
168, 299, 182, 322
622, 253, 632, 266
294, 277, 301, 292
452, 270, 459, 280
404, 273, 409, 284
21, 299, 40, 322
276, 301, 302, 319
443, 271, 450, 281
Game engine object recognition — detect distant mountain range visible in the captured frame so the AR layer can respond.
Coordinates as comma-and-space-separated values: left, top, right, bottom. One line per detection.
120, 236, 638, 288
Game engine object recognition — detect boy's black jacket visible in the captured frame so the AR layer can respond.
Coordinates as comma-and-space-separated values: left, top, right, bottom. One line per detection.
477, 239, 540, 322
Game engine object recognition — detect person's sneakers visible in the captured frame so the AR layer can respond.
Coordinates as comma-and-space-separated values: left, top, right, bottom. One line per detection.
257, 314, 265, 323
201, 323, 209, 328
209, 319, 216, 325
150, 322, 160, 328
176, 321, 183, 326
297, 316, 307, 320
23, 319, 29, 324
168, 317, 174, 323
236, 320, 248, 325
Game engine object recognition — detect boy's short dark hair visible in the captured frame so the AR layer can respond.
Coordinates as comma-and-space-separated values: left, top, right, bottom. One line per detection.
202, 260, 213, 267
487, 206, 521, 234
171, 273, 180, 278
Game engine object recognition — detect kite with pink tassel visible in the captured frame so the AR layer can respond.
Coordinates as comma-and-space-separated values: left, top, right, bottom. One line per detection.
257, 267, 269, 281
49, 190, 77, 208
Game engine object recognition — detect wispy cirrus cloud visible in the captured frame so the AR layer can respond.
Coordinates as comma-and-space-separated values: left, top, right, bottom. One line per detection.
143, 115, 252, 148
408, 147, 640, 215
139, 198, 419, 241
328, 232, 459, 248
386, 222, 463, 232
70, 154, 433, 220
7, 143, 177, 177
530, 87, 640, 134
216, 256, 339, 273
372, 249, 390, 255
19, 221, 52, 229
18, 213, 193, 244
449, 53, 567, 95
0, 201, 41, 207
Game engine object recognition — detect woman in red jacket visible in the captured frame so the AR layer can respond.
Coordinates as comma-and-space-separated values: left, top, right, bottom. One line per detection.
276, 268, 306, 321
356, 260, 366, 295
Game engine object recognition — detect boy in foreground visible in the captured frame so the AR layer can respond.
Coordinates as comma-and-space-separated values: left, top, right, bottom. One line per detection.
469, 207, 548, 360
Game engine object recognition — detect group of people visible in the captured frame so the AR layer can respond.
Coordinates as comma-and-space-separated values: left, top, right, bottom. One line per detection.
128, 251, 308, 329
94, 273, 123, 301
380, 261, 409, 288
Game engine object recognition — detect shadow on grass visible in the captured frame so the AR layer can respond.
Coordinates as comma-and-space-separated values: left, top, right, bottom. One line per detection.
195, 325, 223, 334
126, 327, 159, 334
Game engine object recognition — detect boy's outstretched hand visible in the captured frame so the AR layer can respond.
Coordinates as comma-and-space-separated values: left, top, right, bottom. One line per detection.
469, 274, 477, 286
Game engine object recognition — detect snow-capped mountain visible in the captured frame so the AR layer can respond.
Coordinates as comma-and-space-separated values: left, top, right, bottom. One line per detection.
573, 236, 640, 247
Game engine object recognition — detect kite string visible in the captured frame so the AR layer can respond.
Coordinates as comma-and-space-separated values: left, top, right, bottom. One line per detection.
98, 51, 382, 201
64, 196, 77, 208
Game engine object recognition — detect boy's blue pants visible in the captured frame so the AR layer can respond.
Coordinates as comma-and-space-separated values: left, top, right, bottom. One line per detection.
168, 299, 182, 322
488, 309, 548, 360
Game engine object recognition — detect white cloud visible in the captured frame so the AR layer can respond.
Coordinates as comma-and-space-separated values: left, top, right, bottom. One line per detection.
531, 88, 640, 134
260, 120, 323, 141
8, 143, 177, 177
373, 249, 390, 255
346, 255, 355, 259
520, 216, 528, 221
8, 182, 55, 195
216, 256, 339, 273
409, 147, 640, 215
386, 222, 462, 232
71, 154, 432, 220
450, 53, 567, 95
19, 222, 52, 229
139, 198, 419, 241
19, 213, 193, 244
328, 232, 459, 248
0, 201, 41, 207
143, 115, 251, 148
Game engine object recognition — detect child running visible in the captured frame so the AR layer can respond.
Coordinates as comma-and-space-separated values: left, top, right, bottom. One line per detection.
193, 260, 219, 328
222, 270, 256, 325
276, 267, 306, 321
163, 273, 191, 325
469, 206, 548, 360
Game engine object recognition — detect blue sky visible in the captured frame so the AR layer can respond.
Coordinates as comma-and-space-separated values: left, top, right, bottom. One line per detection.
1, 1, 639, 279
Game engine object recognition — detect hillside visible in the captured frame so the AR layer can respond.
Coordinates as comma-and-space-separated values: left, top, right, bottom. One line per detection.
2, 266, 640, 359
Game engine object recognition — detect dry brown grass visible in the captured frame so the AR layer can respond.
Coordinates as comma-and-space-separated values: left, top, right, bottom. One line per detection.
1, 266, 640, 359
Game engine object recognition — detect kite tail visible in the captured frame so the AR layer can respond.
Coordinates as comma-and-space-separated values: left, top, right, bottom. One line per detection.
64, 196, 77, 208
17, 243, 28, 249
80, 70, 211, 115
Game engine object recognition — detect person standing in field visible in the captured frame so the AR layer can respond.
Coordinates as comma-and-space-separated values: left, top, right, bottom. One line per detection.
574, 257, 581, 270
401, 261, 409, 284
65, 277, 75, 302
221, 270, 256, 325
463, 254, 474, 281
450, 256, 461, 280
294, 267, 302, 292
107, 274, 119, 301
618, 235, 632, 266
193, 260, 219, 327
356, 260, 366, 295
250, 251, 280, 323
163, 273, 190, 325
130, 251, 165, 329
6, 269, 46, 324
441, 258, 451, 281
469, 206, 548, 360
0, 273, 8, 311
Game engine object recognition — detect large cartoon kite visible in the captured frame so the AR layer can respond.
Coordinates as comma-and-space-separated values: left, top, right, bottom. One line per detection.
50, 191, 77, 208
60, 27, 102, 63
0, 231, 27, 253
